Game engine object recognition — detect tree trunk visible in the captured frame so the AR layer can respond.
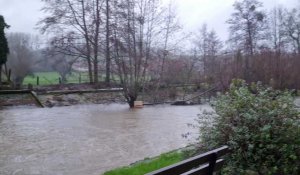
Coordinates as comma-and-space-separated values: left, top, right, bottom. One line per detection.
93, 0, 100, 84
94, 58, 98, 83
297, 39, 300, 55
105, 0, 111, 84
61, 74, 67, 84
127, 95, 137, 108
87, 57, 93, 83
244, 55, 250, 81
0, 65, 2, 86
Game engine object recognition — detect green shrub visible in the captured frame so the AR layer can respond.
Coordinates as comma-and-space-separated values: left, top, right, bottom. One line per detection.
197, 79, 300, 175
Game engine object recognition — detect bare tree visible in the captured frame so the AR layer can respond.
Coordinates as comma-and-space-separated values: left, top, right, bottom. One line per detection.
269, 7, 286, 53
193, 24, 222, 83
227, 0, 266, 80
151, 1, 182, 101
38, 0, 105, 83
283, 8, 300, 54
6, 33, 39, 86
158, 1, 181, 81
43, 46, 79, 83
105, 0, 111, 83
111, 0, 171, 107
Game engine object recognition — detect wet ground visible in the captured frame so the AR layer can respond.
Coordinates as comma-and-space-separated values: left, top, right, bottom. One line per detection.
0, 104, 208, 175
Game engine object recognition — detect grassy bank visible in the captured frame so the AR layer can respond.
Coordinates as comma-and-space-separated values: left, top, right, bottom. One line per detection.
103, 151, 184, 175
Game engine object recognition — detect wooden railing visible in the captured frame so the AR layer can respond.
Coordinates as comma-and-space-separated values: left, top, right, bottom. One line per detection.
0, 90, 45, 108
146, 146, 229, 175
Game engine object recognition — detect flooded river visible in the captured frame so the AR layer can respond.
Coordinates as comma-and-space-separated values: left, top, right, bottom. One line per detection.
0, 104, 209, 175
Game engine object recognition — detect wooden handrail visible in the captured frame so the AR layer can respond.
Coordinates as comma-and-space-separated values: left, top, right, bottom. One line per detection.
146, 146, 229, 175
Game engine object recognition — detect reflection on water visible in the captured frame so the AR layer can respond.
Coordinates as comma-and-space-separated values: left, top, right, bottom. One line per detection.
0, 104, 210, 175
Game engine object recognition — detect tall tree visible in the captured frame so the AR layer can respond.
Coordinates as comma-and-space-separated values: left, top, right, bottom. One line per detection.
6, 33, 39, 86
43, 46, 78, 84
194, 24, 222, 82
269, 7, 286, 53
0, 15, 9, 86
266, 7, 286, 88
38, 0, 105, 83
158, 1, 181, 81
105, 0, 111, 83
227, 0, 266, 80
195, 24, 209, 77
152, 1, 182, 101
111, 0, 167, 107
283, 8, 300, 54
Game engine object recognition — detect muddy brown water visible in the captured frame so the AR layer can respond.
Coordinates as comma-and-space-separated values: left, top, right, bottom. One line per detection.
0, 104, 210, 175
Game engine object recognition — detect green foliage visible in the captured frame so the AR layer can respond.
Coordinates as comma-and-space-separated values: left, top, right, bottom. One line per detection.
198, 79, 300, 175
103, 151, 184, 175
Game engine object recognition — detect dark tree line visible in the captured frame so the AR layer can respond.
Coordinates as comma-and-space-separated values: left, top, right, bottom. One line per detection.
0, 15, 9, 86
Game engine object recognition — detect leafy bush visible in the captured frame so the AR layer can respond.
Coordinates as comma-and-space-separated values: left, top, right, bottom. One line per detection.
198, 79, 300, 175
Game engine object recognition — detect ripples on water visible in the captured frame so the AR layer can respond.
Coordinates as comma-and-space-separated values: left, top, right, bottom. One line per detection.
0, 104, 211, 175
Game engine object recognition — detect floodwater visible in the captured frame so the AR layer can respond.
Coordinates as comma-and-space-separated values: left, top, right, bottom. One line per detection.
0, 104, 209, 175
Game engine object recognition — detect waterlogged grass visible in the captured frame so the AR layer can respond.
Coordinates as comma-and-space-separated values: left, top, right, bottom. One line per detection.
103, 151, 184, 175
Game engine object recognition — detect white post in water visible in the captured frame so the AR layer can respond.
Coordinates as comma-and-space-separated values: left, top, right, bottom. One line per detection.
134, 101, 143, 108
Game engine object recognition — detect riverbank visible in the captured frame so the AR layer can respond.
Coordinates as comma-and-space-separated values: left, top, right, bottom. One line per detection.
0, 89, 125, 108
0, 83, 212, 108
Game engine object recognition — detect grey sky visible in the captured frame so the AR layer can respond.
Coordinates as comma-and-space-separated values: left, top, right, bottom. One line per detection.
173, 0, 298, 40
0, 0, 44, 34
0, 0, 299, 41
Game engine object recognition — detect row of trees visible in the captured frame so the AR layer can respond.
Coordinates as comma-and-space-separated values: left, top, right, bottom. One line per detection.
38, 0, 181, 106
2, 0, 300, 106
191, 0, 300, 90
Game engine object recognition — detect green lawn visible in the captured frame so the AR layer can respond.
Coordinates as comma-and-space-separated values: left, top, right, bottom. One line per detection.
103, 151, 184, 175
22, 71, 123, 86
23, 72, 90, 85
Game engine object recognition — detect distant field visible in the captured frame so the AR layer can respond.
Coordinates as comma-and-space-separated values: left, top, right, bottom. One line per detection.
23, 72, 90, 86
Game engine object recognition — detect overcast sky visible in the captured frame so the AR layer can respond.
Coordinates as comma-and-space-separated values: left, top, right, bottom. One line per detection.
0, 0, 299, 41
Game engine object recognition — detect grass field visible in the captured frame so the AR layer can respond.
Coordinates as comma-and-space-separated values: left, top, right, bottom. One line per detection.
23, 72, 91, 85
103, 151, 184, 175
22, 71, 124, 86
